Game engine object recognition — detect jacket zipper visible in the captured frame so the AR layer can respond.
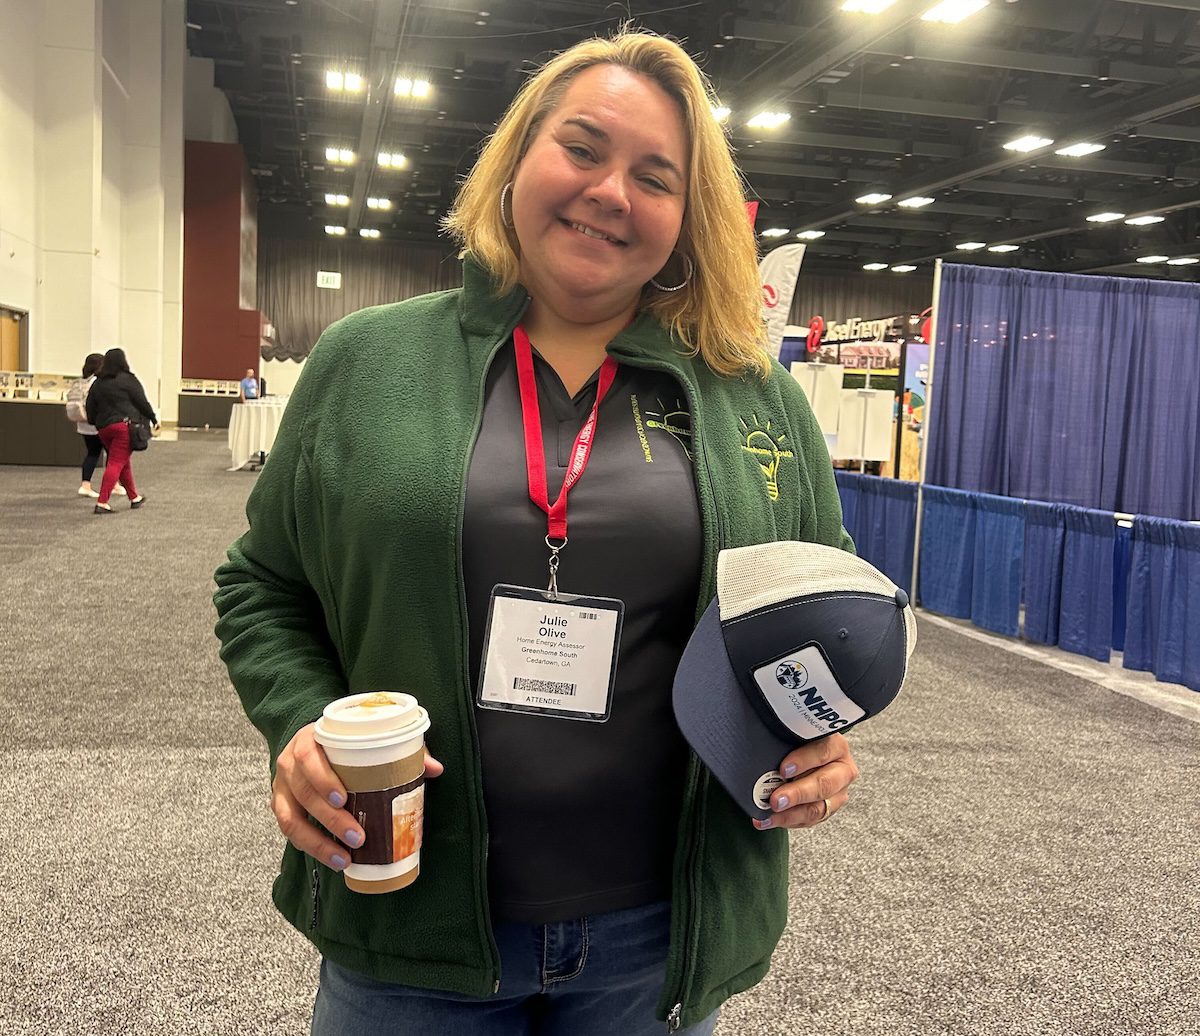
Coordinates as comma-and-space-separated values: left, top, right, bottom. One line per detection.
456, 302, 530, 996
309, 865, 320, 931
611, 351, 723, 1031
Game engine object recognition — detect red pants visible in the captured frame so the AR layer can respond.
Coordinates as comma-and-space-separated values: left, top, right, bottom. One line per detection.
97, 422, 138, 504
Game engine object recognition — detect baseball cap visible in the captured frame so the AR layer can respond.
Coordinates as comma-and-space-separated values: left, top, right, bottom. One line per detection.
672, 541, 916, 820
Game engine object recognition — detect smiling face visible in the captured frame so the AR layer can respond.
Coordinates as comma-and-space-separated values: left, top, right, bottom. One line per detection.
510, 64, 689, 325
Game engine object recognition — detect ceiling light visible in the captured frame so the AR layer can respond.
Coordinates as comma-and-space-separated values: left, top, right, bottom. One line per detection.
796, 230, 826, 240
359, 228, 381, 239
324, 225, 346, 236
988, 244, 1019, 253
1136, 255, 1169, 263
841, 0, 898, 11
1125, 215, 1165, 226
746, 111, 790, 130
711, 105, 731, 123
1054, 142, 1106, 158
1086, 212, 1126, 223
897, 196, 935, 208
1003, 134, 1054, 153
324, 193, 349, 206
1166, 257, 1199, 265
956, 241, 987, 250
862, 262, 889, 271
325, 147, 356, 165
366, 197, 392, 210
856, 192, 893, 205
761, 227, 790, 238
377, 151, 408, 169
325, 70, 363, 93
891, 264, 917, 273
395, 77, 432, 98
921, 0, 989, 23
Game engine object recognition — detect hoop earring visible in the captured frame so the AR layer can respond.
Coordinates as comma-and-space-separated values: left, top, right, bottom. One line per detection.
500, 182, 515, 229
649, 251, 694, 292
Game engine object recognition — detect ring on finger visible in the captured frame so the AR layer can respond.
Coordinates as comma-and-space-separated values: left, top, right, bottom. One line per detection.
819, 797, 831, 821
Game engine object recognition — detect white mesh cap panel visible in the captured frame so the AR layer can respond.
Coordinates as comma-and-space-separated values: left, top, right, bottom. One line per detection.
716, 542, 916, 660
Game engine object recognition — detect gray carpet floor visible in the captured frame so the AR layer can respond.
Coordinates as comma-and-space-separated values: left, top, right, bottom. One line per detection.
1, 434, 1196, 1036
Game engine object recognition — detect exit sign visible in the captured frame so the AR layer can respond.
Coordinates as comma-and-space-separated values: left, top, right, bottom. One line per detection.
317, 270, 342, 289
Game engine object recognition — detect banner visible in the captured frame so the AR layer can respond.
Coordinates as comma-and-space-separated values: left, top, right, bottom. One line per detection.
759, 244, 806, 360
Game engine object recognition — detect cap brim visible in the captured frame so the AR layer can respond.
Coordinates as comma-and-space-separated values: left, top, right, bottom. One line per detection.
672, 598, 796, 821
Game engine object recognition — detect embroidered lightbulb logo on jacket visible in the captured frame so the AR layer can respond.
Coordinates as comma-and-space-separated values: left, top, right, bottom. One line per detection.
740, 415, 793, 501
644, 398, 693, 460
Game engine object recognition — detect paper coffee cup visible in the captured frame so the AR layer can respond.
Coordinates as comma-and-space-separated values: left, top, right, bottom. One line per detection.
313, 691, 430, 894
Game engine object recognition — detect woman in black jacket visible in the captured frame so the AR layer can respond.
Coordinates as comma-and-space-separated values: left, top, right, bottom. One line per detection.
84, 348, 157, 514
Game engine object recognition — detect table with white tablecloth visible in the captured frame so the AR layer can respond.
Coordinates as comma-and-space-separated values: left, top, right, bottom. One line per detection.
227, 399, 288, 470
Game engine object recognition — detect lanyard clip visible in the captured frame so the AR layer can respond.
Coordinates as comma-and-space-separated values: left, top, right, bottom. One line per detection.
545, 534, 567, 600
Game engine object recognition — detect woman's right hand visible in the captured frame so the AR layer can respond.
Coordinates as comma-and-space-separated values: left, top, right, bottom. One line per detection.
272, 722, 444, 871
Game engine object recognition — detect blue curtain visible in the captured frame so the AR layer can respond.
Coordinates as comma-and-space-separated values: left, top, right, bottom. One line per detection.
928, 265, 1200, 520
918, 486, 976, 618
1058, 506, 1114, 662
1022, 500, 1066, 645
971, 493, 1024, 637
834, 472, 917, 593
1124, 517, 1200, 692
834, 470, 860, 545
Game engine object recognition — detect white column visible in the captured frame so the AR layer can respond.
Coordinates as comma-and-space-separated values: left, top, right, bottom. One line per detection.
0, 2, 40, 337
159, 0, 185, 423
117, 0, 165, 414
35, 0, 103, 373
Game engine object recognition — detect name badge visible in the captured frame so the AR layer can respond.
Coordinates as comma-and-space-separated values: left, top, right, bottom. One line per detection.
477, 585, 623, 722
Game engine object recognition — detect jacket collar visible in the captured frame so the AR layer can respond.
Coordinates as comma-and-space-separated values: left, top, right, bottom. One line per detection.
456, 254, 687, 370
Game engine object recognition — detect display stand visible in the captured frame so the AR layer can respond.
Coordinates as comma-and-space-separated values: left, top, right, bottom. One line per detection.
832, 368, 893, 467
790, 361, 844, 436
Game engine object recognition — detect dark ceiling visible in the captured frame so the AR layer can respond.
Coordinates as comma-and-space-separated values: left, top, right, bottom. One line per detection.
185, 0, 1200, 278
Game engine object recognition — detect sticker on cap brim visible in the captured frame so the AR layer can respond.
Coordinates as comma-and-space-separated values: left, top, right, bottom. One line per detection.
753, 771, 785, 811
752, 644, 865, 739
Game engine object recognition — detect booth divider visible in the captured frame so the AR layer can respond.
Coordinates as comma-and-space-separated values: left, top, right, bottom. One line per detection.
1124, 517, 1200, 692
833, 471, 917, 594
831, 471, 1194, 692
1058, 506, 1115, 662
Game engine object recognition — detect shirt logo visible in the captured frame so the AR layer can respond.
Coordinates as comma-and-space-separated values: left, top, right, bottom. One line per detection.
739, 415, 794, 502
644, 397, 693, 461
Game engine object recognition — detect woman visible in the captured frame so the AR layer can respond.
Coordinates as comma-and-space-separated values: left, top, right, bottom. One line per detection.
85, 347, 156, 514
215, 30, 858, 1035
67, 352, 106, 497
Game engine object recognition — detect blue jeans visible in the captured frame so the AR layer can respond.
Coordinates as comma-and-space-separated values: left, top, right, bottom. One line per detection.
311, 900, 719, 1035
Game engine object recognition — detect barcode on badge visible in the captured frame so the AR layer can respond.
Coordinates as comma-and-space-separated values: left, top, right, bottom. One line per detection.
578, 611, 599, 620
514, 677, 577, 696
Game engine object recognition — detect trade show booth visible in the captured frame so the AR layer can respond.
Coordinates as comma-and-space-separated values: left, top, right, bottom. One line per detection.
817, 263, 1200, 694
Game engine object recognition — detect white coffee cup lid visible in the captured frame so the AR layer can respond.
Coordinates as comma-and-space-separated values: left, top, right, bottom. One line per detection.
313, 691, 430, 750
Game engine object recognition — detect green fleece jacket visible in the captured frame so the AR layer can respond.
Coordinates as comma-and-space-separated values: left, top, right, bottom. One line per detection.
213, 259, 852, 1030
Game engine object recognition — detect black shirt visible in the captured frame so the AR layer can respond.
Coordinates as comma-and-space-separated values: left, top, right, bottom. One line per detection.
463, 341, 702, 923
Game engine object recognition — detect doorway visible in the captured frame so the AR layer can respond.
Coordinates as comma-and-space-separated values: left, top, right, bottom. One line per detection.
0, 307, 27, 370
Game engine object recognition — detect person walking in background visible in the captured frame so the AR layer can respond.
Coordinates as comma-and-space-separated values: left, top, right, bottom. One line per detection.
239, 368, 259, 401
66, 352, 107, 498
85, 347, 157, 515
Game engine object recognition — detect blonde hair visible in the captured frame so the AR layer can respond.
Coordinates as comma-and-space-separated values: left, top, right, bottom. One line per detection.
443, 29, 770, 379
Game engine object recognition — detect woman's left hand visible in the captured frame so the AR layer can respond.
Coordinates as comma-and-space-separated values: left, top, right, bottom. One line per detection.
752, 732, 859, 831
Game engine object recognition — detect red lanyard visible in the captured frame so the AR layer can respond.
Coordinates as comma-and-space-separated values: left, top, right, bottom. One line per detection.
513, 324, 618, 545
